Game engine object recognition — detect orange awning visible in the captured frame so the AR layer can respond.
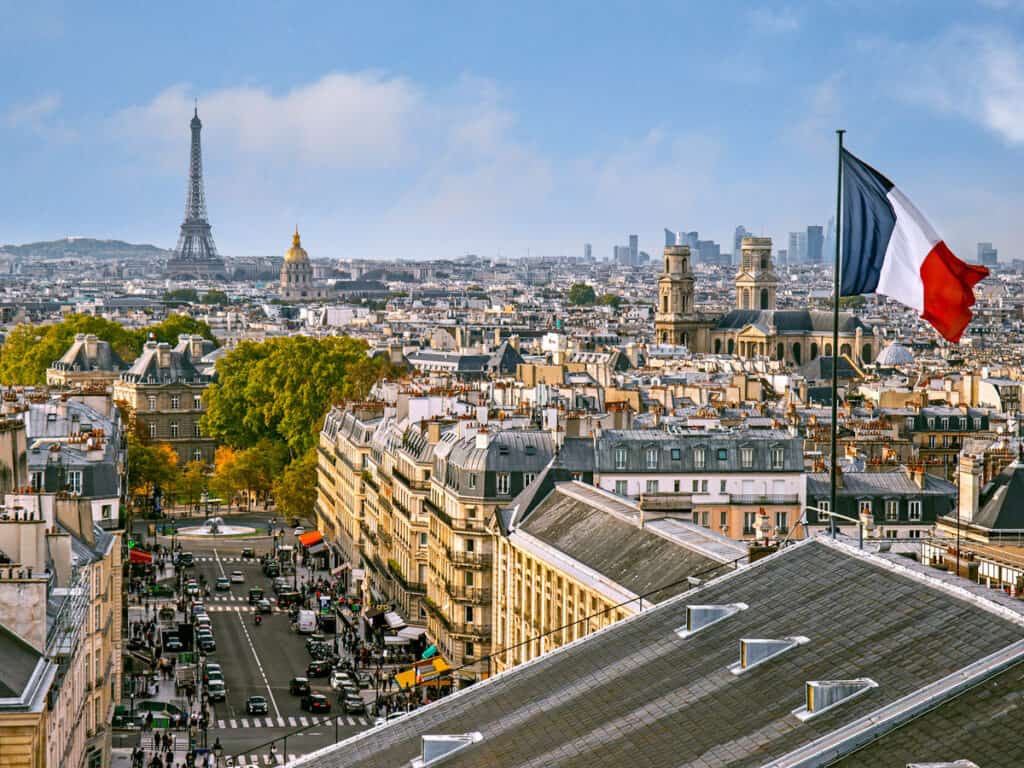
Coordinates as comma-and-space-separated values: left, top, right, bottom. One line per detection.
129, 549, 153, 564
297, 531, 323, 547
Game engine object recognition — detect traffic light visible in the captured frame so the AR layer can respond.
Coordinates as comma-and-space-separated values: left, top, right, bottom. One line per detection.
128, 539, 136, 549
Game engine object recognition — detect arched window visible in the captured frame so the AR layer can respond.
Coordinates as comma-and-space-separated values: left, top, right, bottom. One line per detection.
861, 343, 873, 363
714, 338, 722, 354
792, 343, 802, 365
825, 343, 833, 356
682, 258, 687, 272
810, 343, 819, 360
776, 342, 784, 360
760, 289, 769, 309
727, 339, 735, 355
665, 258, 670, 273
662, 295, 668, 313
741, 290, 750, 309
840, 343, 852, 356
760, 257, 767, 270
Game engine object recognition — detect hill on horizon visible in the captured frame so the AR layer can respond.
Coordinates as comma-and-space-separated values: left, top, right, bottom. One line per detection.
0, 237, 171, 260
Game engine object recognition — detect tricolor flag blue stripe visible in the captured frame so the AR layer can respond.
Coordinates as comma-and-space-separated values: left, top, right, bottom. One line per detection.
840, 149, 988, 343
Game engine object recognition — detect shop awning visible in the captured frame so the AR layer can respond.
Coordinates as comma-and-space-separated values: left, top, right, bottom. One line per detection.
306, 541, 327, 555
397, 625, 427, 641
129, 549, 153, 564
384, 611, 405, 630
393, 658, 451, 690
297, 531, 323, 547
330, 564, 351, 577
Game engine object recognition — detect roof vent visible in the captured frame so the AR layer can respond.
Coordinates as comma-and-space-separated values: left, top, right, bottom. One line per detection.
411, 733, 483, 767
729, 636, 809, 675
794, 678, 878, 721
676, 602, 748, 638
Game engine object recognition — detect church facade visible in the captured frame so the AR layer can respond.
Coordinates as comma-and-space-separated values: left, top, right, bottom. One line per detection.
654, 237, 876, 366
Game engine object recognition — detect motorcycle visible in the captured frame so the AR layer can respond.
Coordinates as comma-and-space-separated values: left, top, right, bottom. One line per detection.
254, 614, 262, 626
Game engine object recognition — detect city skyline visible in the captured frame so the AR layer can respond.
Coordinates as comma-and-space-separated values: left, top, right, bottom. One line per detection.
2, 2, 1021, 261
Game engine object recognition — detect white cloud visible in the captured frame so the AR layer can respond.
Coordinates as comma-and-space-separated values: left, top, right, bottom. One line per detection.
875, 27, 1024, 145
746, 7, 801, 34
5, 93, 61, 127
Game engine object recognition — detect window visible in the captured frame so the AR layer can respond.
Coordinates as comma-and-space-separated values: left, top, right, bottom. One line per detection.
885, 500, 899, 521
524, 473, 536, 486
464, 606, 474, 623
465, 641, 475, 658
30, 471, 43, 491
170, 396, 180, 410
646, 479, 659, 494
717, 448, 729, 462
694, 448, 706, 469
645, 447, 658, 469
419, 533, 428, 548
193, 395, 202, 410
959, 417, 967, 430
149, 422, 157, 439
94, 605, 101, 632
771, 447, 785, 469
673, 480, 680, 493
496, 473, 510, 495
927, 417, 935, 429
817, 500, 830, 522
614, 446, 628, 469
743, 511, 757, 535
908, 529, 921, 539
701, 511, 709, 527
719, 511, 728, 529
928, 435, 936, 448
465, 538, 475, 552
701, 479, 708, 493
147, 396, 157, 411
68, 470, 83, 495
671, 448, 681, 461
858, 500, 873, 515
571, 472, 582, 482
101, 504, 112, 520
468, 474, 477, 489
464, 571, 474, 586
692, 479, 699, 493
905, 416, 914, 431
775, 511, 788, 532
169, 421, 179, 438
615, 480, 628, 496
193, 422, 201, 438
193, 449, 203, 462
740, 447, 753, 469
940, 417, 948, 430
720, 479, 727, 493
908, 500, 922, 521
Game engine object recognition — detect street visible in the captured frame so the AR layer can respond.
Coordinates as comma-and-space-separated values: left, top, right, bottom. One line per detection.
127, 516, 377, 766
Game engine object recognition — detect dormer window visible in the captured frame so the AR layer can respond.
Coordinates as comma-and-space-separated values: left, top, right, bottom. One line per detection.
794, 679, 877, 721
645, 447, 658, 469
740, 447, 753, 469
770, 446, 785, 469
614, 446, 628, 470
694, 447, 706, 469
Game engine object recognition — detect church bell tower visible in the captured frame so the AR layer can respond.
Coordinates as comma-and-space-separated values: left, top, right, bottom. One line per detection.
655, 245, 695, 345
735, 236, 777, 310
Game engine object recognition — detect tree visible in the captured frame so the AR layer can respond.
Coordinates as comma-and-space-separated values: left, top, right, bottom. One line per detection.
209, 446, 244, 510
272, 448, 317, 522
175, 460, 207, 512
598, 293, 622, 309
143, 314, 216, 346
164, 288, 200, 303
201, 290, 230, 305
567, 283, 597, 306
128, 439, 181, 510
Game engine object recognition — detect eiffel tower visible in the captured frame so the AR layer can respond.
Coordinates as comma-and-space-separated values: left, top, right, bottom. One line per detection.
164, 105, 227, 280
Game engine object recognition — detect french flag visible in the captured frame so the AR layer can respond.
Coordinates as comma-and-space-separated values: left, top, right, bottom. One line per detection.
840, 149, 988, 343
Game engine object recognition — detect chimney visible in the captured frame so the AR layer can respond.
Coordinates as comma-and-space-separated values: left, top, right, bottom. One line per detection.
190, 335, 204, 359
426, 420, 442, 445
156, 342, 172, 369
509, 335, 520, 352
834, 465, 844, 489
908, 464, 926, 489
475, 428, 490, 450
84, 334, 99, 360
958, 453, 982, 523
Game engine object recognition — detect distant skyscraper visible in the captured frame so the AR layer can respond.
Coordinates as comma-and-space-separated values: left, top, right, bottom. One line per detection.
777, 248, 788, 265
978, 242, 998, 266
629, 234, 639, 265
698, 240, 720, 265
823, 216, 836, 263
734, 225, 750, 266
584, 243, 592, 261
682, 231, 700, 252
806, 225, 824, 264
165, 106, 226, 280
788, 231, 806, 264
665, 228, 680, 247
613, 245, 631, 263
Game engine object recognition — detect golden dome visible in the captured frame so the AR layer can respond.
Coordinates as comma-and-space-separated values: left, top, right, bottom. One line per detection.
284, 227, 309, 263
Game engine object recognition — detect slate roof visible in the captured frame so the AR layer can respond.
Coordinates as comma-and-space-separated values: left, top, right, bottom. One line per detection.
290, 538, 1024, 768
516, 482, 741, 602
798, 355, 862, 382
444, 431, 554, 473
0, 622, 43, 699
807, 471, 956, 499
715, 309, 870, 334
50, 333, 125, 372
973, 462, 1024, 531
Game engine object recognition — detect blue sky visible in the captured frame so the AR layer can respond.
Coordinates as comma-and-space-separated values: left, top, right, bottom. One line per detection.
2, 1, 1022, 261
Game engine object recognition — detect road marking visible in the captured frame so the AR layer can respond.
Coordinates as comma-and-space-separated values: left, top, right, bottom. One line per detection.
217, 719, 225, 728
287, 716, 296, 726
229, 719, 237, 728
299, 716, 309, 726
276, 716, 285, 727
346, 715, 354, 725
241, 717, 249, 728
235, 610, 282, 720
212, 549, 227, 578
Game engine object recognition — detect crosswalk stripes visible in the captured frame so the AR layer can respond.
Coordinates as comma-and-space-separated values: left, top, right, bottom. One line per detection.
238, 755, 296, 765
211, 714, 370, 731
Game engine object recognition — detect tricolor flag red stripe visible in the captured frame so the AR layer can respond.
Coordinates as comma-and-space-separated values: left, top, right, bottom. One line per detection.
840, 149, 988, 343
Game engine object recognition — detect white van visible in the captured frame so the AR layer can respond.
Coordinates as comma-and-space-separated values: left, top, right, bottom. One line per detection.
296, 609, 317, 634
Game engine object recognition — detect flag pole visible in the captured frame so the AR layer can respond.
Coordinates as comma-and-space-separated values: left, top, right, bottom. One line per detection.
830, 129, 845, 539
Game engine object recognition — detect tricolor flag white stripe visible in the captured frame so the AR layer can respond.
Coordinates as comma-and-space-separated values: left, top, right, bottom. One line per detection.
840, 149, 987, 342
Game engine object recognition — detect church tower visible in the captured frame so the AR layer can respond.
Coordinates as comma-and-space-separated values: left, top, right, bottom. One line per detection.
735, 236, 778, 310
655, 245, 696, 345
280, 227, 314, 300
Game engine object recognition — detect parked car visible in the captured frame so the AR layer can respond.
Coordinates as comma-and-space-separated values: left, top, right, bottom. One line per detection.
301, 694, 331, 713
206, 669, 224, 685
215, 577, 231, 591
342, 695, 366, 714
207, 680, 226, 701
177, 552, 194, 567
164, 635, 183, 652
230, 570, 245, 583
203, 663, 222, 683
329, 670, 351, 691
246, 696, 269, 715
307, 660, 332, 678
257, 598, 273, 614
241, 547, 255, 559
289, 677, 311, 696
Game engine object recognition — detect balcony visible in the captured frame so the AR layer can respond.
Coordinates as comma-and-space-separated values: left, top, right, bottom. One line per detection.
730, 494, 800, 505
392, 497, 412, 520
450, 551, 492, 568
358, 519, 378, 545
424, 497, 453, 527
362, 471, 380, 494
423, 597, 452, 631
393, 467, 430, 491
379, 530, 394, 547
450, 623, 491, 641
453, 516, 487, 533
446, 584, 492, 604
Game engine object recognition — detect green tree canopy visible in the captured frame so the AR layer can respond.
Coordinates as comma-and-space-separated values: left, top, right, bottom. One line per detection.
598, 293, 622, 309
0, 313, 217, 386
567, 283, 597, 306
164, 288, 200, 303
201, 290, 230, 306
272, 447, 317, 521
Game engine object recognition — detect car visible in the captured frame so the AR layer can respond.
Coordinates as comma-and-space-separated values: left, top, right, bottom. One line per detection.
272, 577, 289, 593
306, 660, 332, 678
301, 694, 330, 713
205, 669, 224, 685
164, 635, 183, 652
342, 695, 366, 714
195, 617, 212, 630
246, 695, 269, 715
207, 680, 226, 701
289, 677, 310, 696
352, 671, 373, 688
203, 663, 222, 683
241, 547, 255, 559
257, 598, 272, 614
329, 670, 351, 691
262, 561, 280, 577
230, 570, 245, 583
215, 577, 231, 591
177, 552, 194, 567
185, 582, 200, 597
293, 527, 304, 536
339, 681, 360, 698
